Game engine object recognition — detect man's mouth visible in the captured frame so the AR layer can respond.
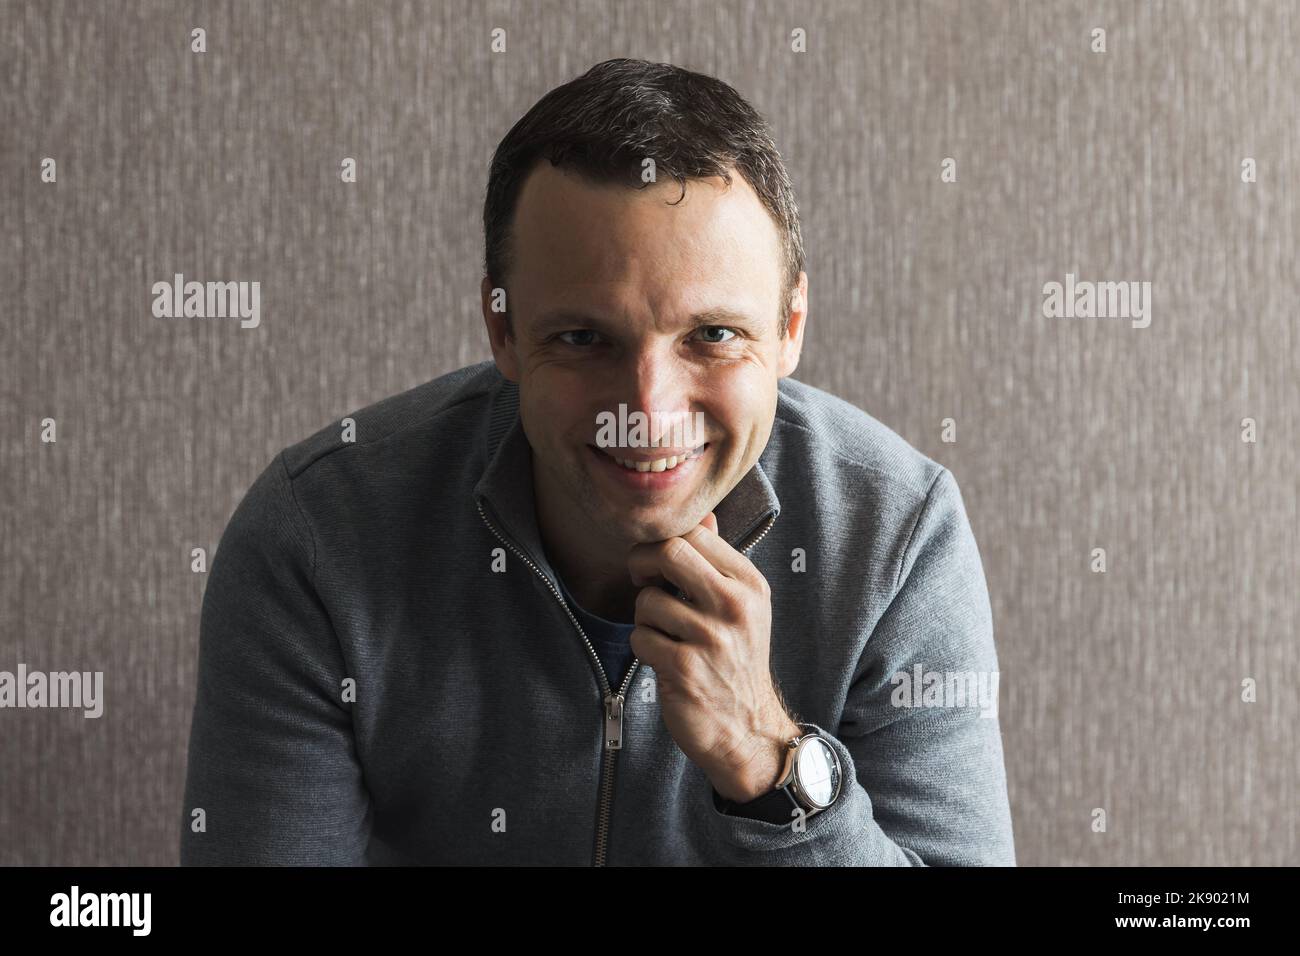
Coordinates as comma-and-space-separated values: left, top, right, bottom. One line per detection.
591, 443, 709, 473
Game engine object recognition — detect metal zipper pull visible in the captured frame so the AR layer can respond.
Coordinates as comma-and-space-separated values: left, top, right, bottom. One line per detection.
604, 693, 624, 750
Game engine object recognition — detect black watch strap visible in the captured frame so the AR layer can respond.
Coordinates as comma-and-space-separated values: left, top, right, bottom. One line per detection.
718, 782, 803, 824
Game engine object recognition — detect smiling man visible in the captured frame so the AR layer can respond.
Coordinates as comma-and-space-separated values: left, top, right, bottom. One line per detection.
181, 58, 1016, 866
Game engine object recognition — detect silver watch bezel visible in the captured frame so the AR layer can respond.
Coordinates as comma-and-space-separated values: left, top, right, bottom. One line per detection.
788, 731, 843, 812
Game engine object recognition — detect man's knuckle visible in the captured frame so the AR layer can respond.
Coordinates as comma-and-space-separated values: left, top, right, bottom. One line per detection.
665, 537, 690, 566
716, 583, 745, 617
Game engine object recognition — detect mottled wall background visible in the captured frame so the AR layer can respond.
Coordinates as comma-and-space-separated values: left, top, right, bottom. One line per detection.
1, 0, 1295, 866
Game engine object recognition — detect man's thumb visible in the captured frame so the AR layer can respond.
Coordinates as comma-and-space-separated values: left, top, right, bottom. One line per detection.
701, 511, 718, 534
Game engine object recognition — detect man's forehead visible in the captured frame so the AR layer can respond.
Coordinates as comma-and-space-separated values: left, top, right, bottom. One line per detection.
510, 163, 782, 314
514, 163, 776, 258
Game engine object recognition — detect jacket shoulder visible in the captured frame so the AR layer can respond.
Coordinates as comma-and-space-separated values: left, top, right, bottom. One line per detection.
280, 360, 500, 479
772, 375, 945, 503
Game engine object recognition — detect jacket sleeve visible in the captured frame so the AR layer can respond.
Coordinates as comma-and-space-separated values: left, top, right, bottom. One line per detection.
698, 467, 1016, 865
180, 451, 372, 865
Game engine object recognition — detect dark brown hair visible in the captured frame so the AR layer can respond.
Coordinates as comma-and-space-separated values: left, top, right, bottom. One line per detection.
483, 58, 804, 337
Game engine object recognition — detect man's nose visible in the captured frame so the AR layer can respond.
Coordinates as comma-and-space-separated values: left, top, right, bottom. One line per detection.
623, 350, 689, 445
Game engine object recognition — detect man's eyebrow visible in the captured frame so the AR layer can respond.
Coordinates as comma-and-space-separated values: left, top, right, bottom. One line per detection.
531, 307, 760, 335
530, 310, 604, 335
686, 307, 760, 328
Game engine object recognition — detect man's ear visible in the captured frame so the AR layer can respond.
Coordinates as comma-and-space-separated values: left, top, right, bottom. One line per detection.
481, 275, 520, 382
777, 271, 808, 378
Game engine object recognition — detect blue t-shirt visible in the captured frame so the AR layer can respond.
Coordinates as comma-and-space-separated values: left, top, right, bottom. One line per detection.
554, 574, 636, 690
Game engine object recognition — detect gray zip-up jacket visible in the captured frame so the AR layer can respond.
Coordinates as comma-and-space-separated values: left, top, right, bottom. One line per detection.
180, 360, 1016, 866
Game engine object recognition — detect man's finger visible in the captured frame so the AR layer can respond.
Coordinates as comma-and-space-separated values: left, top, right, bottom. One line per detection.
627, 533, 724, 608
628, 622, 681, 674
678, 514, 757, 583
633, 583, 708, 643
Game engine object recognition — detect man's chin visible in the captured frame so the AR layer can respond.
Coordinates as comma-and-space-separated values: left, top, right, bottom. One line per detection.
595, 508, 708, 546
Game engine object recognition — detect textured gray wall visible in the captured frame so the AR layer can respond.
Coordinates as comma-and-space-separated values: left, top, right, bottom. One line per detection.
1, 0, 1296, 865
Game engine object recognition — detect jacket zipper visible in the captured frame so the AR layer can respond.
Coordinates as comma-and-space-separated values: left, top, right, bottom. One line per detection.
477, 498, 777, 866
738, 512, 778, 557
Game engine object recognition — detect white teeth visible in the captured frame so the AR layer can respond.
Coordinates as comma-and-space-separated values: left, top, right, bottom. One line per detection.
611, 448, 700, 472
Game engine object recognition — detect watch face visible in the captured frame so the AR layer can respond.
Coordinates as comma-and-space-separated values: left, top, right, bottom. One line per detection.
795, 737, 842, 808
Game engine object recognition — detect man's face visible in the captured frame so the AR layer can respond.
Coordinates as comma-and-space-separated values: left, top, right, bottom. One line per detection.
482, 162, 807, 547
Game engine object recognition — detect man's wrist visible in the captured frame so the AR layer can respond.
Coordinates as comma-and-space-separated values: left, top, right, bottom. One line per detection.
712, 714, 805, 804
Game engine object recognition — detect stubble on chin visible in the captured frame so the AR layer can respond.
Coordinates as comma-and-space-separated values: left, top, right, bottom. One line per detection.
567, 446, 721, 546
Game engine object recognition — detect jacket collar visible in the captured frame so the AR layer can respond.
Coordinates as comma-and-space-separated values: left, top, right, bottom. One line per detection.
473, 374, 781, 582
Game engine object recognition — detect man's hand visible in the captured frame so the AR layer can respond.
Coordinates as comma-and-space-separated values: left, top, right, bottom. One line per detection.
627, 512, 803, 804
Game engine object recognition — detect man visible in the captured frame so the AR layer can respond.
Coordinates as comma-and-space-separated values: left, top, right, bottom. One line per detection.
181, 58, 1015, 865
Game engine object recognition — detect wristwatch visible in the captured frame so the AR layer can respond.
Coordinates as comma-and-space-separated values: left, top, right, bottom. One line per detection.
716, 725, 844, 824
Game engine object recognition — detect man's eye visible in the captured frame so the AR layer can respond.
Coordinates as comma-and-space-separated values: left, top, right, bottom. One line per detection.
696, 326, 737, 344
557, 330, 599, 347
